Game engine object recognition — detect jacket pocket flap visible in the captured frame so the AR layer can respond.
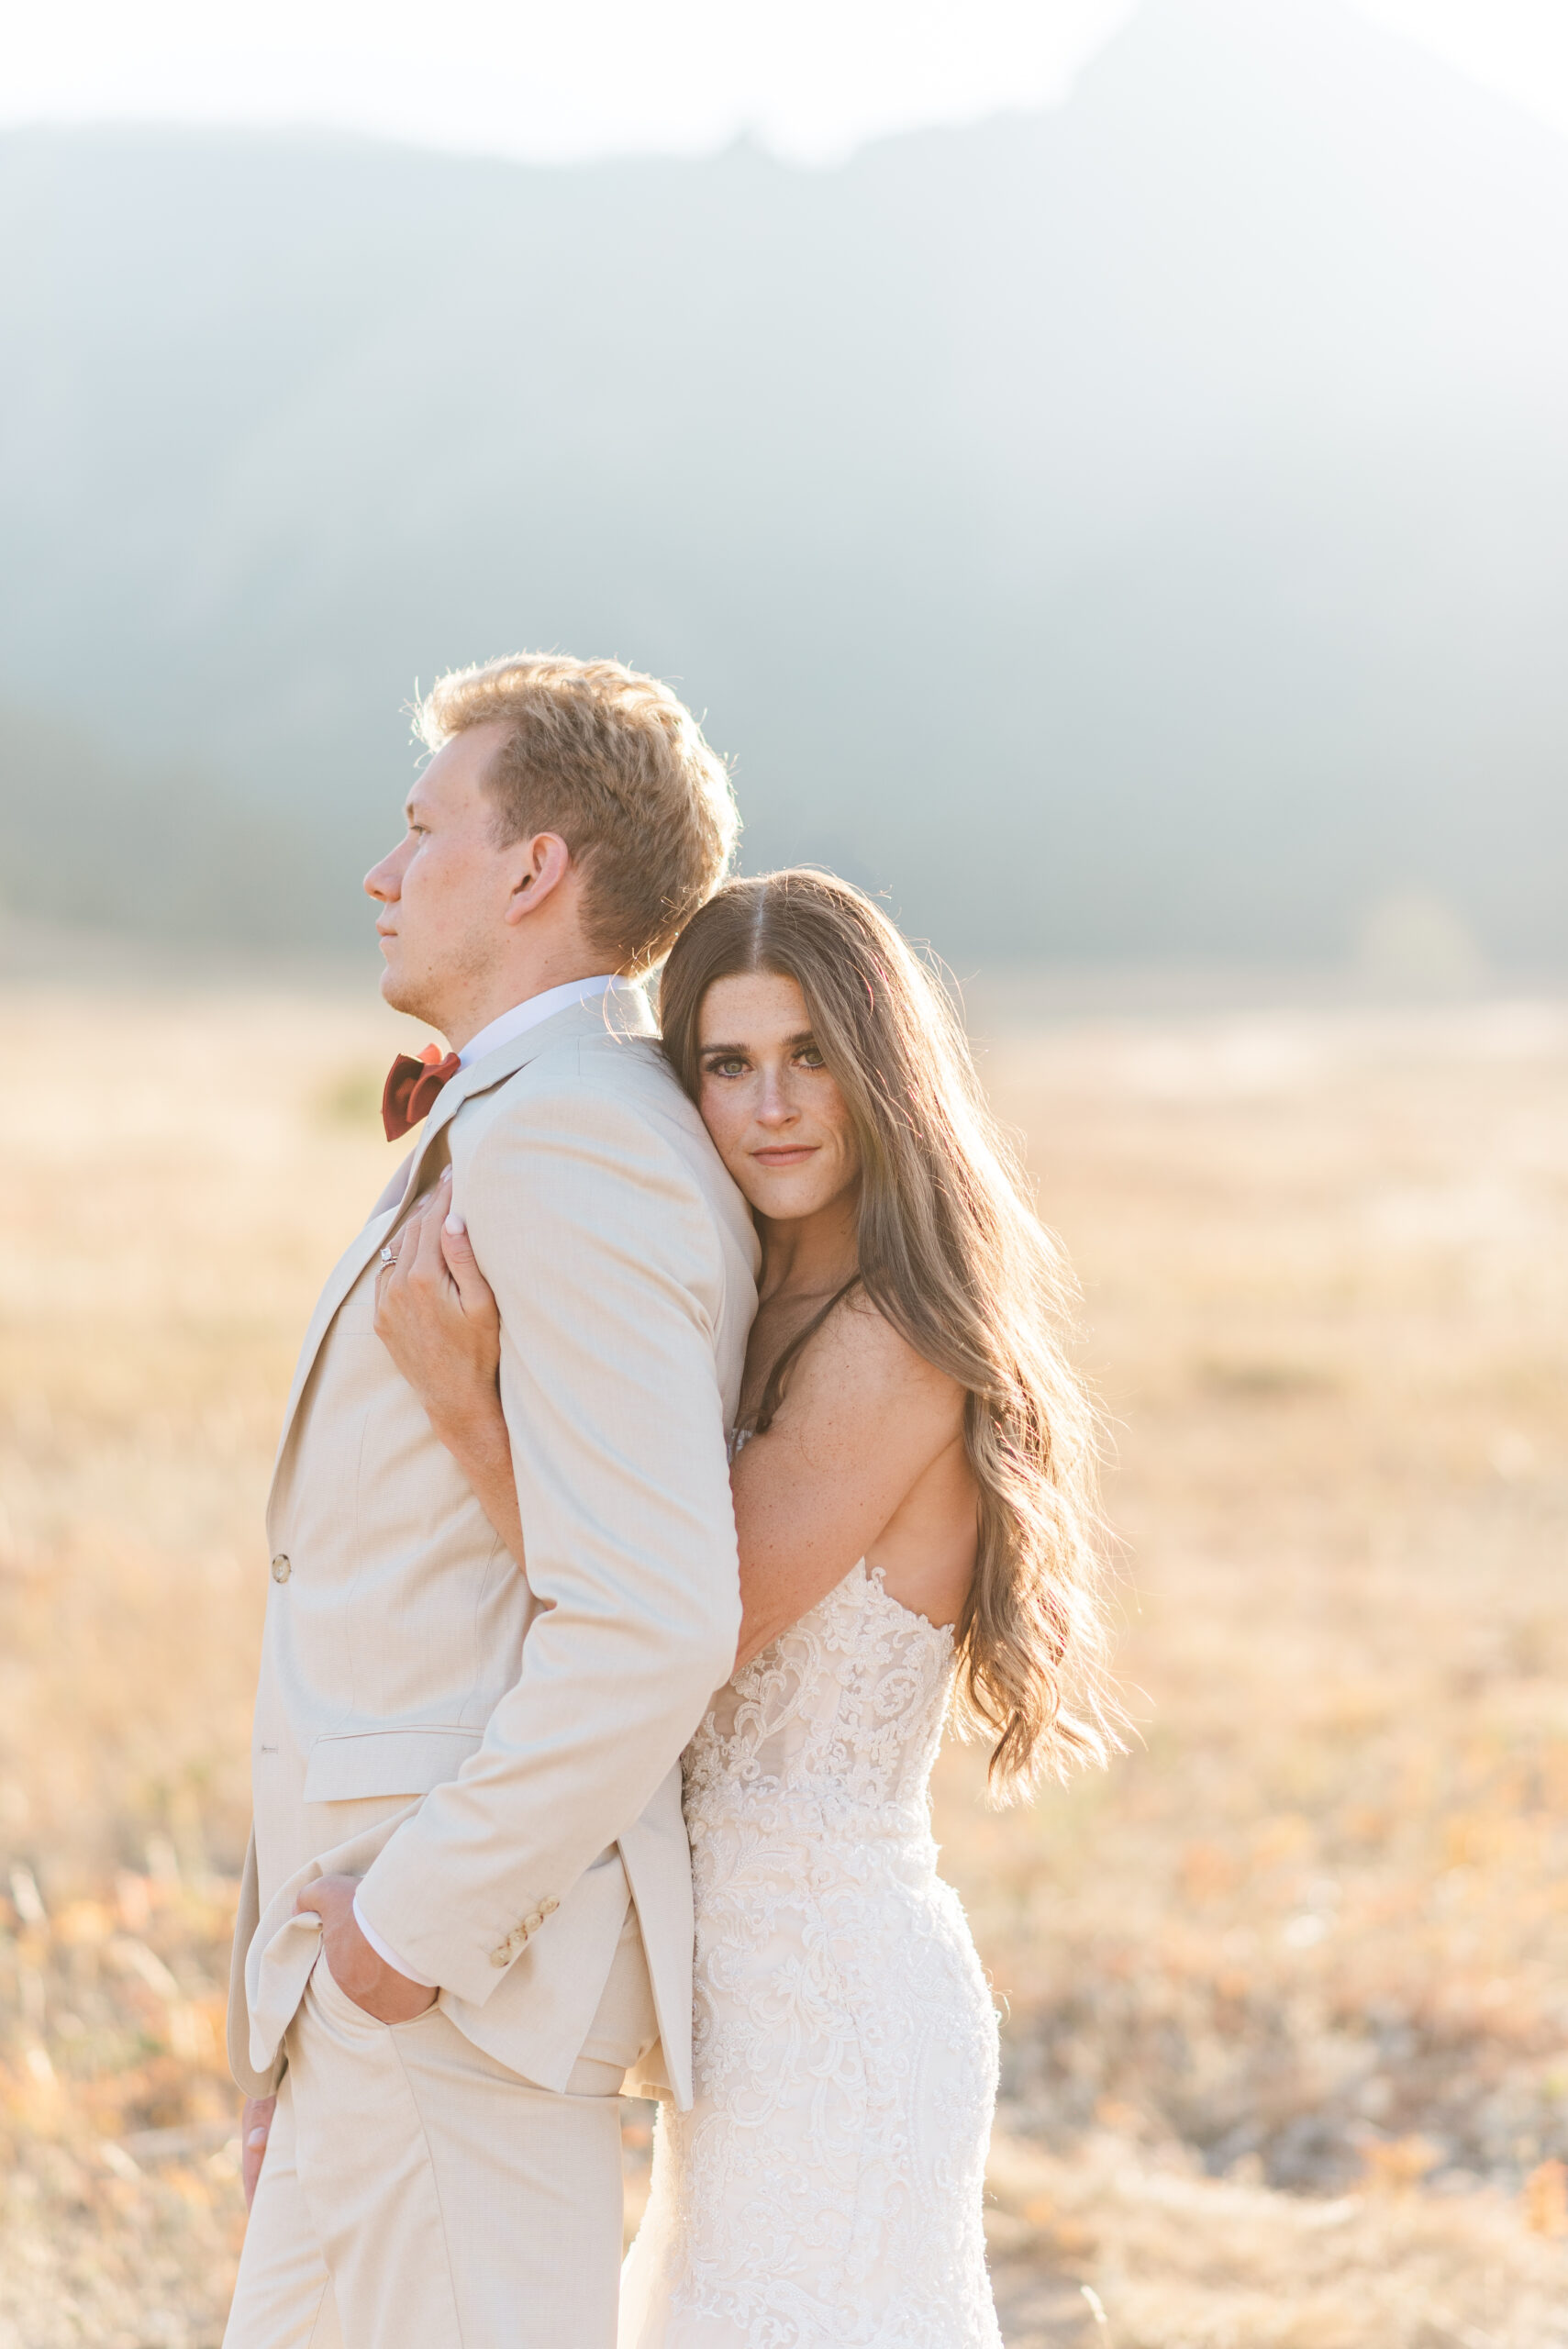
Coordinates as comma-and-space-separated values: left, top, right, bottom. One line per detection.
304, 1727, 483, 1803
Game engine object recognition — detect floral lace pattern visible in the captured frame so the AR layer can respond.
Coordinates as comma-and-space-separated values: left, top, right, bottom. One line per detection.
619, 1562, 1004, 2349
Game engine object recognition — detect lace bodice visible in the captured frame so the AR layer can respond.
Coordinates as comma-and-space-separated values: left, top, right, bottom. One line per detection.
619, 1557, 1003, 2349
684, 1560, 955, 1831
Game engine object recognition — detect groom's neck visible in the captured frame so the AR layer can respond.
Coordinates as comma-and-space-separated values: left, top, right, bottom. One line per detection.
437, 945, 622, 1052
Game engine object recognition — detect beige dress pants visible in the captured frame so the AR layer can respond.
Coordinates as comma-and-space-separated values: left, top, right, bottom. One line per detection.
225, 1914, 657, 2349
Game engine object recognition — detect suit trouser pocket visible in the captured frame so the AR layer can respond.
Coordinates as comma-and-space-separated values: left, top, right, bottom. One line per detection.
288, 1963, 462, 2349
223, 2074, 343, 2349
285, 1960, 624, 2349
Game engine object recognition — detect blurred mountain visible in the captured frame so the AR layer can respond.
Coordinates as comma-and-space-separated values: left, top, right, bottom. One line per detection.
2, 0, 1566, 961
0, 707, 341, 942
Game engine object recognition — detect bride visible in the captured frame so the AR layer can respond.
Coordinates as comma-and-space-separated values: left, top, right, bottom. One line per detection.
376, 868, 1117, 2347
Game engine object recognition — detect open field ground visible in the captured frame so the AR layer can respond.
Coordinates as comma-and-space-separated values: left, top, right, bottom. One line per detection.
2, 979, 1566, 2345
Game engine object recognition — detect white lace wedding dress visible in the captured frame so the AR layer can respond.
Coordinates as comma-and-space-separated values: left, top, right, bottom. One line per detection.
618, 1555, 1004, 2348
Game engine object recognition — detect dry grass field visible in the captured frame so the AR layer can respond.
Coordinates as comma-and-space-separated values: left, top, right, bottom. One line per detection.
2, 975, 1566, 2347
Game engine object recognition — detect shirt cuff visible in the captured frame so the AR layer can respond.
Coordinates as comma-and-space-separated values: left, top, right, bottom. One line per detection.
353, 1891, 439, 1989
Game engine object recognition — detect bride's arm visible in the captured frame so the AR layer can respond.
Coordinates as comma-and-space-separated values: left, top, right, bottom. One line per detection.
379, 1202, 966, 1663
373, 1170, 526, 1568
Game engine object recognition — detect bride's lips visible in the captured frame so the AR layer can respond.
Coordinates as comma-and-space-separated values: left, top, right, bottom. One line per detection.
751, 1145, 817, 1166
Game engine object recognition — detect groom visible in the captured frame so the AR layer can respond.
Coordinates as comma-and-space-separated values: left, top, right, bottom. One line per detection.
224, 654, 757, 2347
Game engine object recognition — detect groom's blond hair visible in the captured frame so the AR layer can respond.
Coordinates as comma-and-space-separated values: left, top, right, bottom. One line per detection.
417, 653, 739, 973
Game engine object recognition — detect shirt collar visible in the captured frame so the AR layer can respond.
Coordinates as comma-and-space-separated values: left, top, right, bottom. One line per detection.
456, 974, 626, 1070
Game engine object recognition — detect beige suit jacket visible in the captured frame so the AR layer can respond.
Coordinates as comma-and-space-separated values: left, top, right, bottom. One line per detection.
226, 987, 757, 2108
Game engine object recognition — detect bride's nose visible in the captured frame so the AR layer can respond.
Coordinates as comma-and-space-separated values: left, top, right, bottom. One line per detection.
754, 1067, 798, 1128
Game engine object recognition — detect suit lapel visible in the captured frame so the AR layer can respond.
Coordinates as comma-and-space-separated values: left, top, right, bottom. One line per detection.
268, 985, 655, 1488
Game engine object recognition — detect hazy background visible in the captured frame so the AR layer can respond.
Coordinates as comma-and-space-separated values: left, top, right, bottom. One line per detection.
4, 0, 1565, 974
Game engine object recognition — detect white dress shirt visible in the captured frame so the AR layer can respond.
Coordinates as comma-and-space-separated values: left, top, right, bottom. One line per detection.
352, 970, 631, 1990
456, 972, 625, 1069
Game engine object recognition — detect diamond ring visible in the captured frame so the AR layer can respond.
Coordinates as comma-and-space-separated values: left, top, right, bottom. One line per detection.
379, 1244, 398, 1268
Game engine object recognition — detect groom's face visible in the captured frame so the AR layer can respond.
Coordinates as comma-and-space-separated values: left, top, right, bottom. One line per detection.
364, 722, 518, 1030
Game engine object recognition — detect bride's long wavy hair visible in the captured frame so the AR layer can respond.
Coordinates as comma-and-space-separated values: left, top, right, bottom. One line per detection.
660, 869, 1120, 1797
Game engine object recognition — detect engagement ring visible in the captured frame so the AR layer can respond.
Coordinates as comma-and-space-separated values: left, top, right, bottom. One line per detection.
379, 1244, 398, 1267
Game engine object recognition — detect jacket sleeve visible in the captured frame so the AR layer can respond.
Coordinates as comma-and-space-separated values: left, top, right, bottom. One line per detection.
353, 1054, 742, 2002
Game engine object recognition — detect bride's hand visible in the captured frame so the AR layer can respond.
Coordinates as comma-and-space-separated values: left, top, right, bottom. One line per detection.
375, 1169, 527, 1572
374, 1168, 501, 1437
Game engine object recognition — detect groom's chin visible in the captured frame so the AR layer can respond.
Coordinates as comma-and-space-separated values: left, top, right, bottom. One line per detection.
379, 963, 442, 1034
378, 960, 416, 1017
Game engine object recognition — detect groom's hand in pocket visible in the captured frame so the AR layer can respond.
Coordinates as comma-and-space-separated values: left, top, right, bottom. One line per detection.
294, 1875, 439, 2023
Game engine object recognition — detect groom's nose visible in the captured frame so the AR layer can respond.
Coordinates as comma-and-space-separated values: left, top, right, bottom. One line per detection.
364, 847, 404, 903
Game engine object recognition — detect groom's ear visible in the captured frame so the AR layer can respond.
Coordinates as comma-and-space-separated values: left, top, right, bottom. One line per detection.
504, 831, 573, 925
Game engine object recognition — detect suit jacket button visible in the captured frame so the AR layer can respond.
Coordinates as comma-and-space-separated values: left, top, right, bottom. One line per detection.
524, 1910, 542, 1933
539, 1897, 559, 1917
270, 1553, 292, 1584
489, 1944, 510, 1968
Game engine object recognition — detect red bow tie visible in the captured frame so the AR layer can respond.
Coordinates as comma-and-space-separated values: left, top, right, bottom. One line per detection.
382, 1043, 462, 1141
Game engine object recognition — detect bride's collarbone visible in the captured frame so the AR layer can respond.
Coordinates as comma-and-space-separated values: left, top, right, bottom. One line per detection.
736, 1286, 849, 1427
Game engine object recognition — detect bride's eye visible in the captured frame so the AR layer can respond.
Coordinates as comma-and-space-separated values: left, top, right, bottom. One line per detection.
705, 1054, 750, 1078
795, 1042, 826, 1070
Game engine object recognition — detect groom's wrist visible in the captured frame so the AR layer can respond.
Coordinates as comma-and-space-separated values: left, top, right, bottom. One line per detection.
352, 1892, 438, 1990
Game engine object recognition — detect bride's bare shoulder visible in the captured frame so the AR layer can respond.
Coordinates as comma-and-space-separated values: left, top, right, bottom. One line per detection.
784, 1289, 963, 1441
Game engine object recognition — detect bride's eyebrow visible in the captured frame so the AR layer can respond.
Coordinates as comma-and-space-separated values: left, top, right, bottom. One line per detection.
700, 1031, 816, 1054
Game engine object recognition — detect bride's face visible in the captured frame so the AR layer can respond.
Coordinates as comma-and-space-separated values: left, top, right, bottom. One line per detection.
696, 972, 861, 1225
